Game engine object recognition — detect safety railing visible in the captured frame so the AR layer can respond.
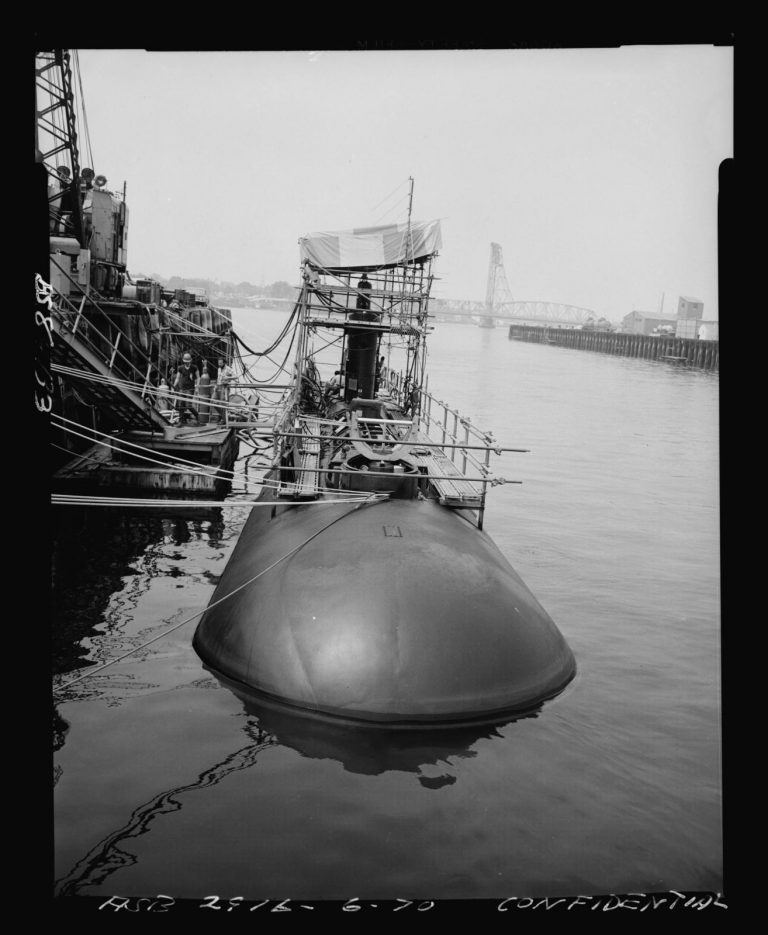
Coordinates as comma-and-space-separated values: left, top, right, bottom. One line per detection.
49, 255, 161, 393
48, 256, 234, 423
383, 367, 526, 528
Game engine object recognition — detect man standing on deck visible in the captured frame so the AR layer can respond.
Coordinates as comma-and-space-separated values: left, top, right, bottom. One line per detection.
356, 272, 372, 311
213, 357, 236, 423
174, 353, 199, 425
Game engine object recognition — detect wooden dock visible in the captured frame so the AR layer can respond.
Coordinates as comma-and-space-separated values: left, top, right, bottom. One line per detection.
54, 425, 240, 496
508, 325, 719, 371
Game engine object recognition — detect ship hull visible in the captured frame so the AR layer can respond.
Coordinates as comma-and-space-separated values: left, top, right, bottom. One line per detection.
193, 487, 576, 726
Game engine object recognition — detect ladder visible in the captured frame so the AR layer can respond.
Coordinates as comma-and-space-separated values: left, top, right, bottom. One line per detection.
277, 416, 323, 499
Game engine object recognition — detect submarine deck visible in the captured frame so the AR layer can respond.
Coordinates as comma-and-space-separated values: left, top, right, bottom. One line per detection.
407, 438, 484, 508
276, 416, 483, 508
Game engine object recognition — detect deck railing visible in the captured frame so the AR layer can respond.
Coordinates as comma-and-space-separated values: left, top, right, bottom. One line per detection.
385, 368, 524, 528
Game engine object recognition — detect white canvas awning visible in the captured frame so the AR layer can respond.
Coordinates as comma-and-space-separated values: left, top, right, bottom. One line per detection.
299, 220, 442, 270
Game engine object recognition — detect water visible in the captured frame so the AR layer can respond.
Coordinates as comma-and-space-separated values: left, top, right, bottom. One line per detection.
52, 309, 721, 901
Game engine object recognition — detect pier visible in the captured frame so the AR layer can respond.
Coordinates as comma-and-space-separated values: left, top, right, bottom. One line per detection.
508, 325, 719, 372
53, 424, 240, 495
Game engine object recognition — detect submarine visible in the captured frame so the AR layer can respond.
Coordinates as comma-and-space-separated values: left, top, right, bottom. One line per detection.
193, 216, 576, 726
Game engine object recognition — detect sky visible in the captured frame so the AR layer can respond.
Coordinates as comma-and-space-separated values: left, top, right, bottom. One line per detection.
70, 46, 732, 322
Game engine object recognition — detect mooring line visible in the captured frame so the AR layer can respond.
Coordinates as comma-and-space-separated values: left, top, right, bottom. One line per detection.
51, 493, 386, 508
52, 494, 383, 695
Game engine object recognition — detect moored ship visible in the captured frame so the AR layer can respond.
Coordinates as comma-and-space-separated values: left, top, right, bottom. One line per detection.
37, 50, 244, 497
194, 201, 576, 726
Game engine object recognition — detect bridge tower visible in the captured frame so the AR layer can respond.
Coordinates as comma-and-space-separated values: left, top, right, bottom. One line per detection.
482, 243, 513, 327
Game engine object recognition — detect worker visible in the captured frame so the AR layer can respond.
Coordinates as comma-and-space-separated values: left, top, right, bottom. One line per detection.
356, 272, 372, 311
213, 357, 236, 423
173, 353, 199, 425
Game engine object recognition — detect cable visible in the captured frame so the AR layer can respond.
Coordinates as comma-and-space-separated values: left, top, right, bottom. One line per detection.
51, 413, 381, 498
370, 178, 409, 214
73, 51, 94, 173
232, 297, 301, 359
374, 192, 410, 225
52, 493, 385, 508
52, 417, 254, 486
50, 362, 284, 418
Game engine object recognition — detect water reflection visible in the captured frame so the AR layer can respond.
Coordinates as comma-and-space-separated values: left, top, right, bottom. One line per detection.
52, 504, 228, 775
54, 677, 539, 896
217, 674, 541, 784
52, 506, 225, 678
55, 721, 276, 897
159, 513, 226, 546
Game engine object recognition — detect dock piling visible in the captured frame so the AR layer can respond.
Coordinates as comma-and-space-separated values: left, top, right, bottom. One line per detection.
507, 325, 718, 371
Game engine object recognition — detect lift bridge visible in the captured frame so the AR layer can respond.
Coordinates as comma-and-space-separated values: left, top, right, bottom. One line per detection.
432, 243, 595, 326
248, 244, 594, 326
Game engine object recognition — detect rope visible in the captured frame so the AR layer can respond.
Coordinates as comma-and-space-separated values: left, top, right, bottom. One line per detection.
52, 415, 254, 485
51, 493, 385, 508
51, 413, 379, 498
52, 494, 382, 695
374, 191, 410, 225
52, 360, 288, 401
50, 362, 283, 416
51, 441, 105, 467
72, 51, 94, 172
370, 178, 409, 214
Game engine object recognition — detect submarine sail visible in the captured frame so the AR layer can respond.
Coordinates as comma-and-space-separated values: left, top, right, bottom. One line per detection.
193, 212, 576, 726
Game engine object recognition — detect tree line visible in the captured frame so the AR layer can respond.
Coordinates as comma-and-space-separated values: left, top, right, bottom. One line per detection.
135, 274, 297, 300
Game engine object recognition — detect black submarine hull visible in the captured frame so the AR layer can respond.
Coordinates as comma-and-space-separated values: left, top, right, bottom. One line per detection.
193, 491, 576, 726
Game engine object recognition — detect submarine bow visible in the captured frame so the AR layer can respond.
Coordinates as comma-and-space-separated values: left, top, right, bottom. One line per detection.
193, 496, 576, 726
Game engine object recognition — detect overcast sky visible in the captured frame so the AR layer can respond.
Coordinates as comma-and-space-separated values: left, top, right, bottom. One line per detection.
73, 46, 731, 321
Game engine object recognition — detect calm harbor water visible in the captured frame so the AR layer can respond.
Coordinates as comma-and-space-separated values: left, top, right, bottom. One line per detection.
52, 308, 721, 902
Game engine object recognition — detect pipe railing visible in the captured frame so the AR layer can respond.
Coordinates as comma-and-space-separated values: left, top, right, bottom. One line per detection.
50, 257, 234, 402
264, 366, 522, 526
52, 280, 159, 393
377, 368, 526, 526
50, 257, 164, 390
376, 370, 526, 529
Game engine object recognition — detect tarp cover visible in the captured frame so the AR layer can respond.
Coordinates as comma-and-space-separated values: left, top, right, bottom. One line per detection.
300, 220, 442, 270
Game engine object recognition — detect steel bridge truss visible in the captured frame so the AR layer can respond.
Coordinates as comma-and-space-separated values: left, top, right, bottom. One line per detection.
438, 242, 595, 325
434, 298, 596, 325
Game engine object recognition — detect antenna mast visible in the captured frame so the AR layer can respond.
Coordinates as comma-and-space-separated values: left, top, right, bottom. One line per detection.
406, 175, 414, 262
